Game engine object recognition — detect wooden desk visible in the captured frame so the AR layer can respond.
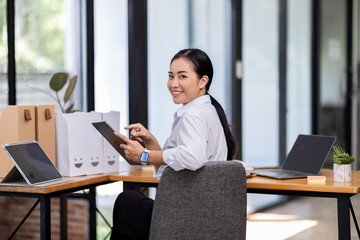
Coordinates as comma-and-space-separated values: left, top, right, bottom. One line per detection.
0, 174, 113, 240
3, 167, 359, 240
247, 169, 360, 194
247, 169, 360, 240
0, 167, 157, 240
110, 165, 159, 183
110, 166, 159, 190
110, 167, 360, 240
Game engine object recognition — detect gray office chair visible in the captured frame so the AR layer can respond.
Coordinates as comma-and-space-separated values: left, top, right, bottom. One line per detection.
149, 160, 247, 240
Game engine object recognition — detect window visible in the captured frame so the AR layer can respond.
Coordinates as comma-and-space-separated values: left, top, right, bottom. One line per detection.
0, 0, 7, 111
15, 0, 83, 111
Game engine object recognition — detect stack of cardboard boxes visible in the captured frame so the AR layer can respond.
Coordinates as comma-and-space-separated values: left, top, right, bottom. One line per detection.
0, 105, 120, 179
0, 105, 55, 178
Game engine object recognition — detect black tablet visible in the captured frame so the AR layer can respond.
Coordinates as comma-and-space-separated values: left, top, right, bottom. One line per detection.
92, 121, 141, 165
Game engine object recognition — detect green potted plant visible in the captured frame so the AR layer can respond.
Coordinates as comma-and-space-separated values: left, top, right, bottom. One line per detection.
31, 72, 78, 113
333, 145, 355, 182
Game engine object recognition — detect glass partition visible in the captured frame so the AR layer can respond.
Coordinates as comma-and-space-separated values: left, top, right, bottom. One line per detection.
357, 0, 360, 169
287, 0, 311, 149
148, 0, 231, 147
319, 0, 346, 168
148, 0, 189, 146
243, 0, 279, 167
93, 1, 129, 237
94, 0, 128, 133
0, 0, 7, 112
243, 0, 312, 213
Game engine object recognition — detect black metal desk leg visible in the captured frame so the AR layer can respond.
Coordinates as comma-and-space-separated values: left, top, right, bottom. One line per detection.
89, 187, 97, 240
60, 195, 68, 240
337, 196, 351, 240
349, 200, 360, 238
40, 196, 51, 240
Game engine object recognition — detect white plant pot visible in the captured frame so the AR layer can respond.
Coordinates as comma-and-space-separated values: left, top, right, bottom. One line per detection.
333, 163, 352, 182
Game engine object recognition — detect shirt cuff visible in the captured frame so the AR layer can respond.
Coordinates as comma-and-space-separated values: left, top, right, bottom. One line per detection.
155, 165, 167, 179
163, 148, 185, 171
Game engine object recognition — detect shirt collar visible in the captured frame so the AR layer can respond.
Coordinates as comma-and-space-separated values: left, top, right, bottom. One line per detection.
174, 95, 211, 118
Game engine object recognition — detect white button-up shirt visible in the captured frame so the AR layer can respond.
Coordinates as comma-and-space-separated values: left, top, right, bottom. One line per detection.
155, 95, 227, 179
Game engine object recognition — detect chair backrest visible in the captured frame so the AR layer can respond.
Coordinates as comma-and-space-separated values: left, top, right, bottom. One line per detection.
149, 160, 247, 240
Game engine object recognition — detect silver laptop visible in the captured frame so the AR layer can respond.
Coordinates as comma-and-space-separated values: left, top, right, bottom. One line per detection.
251, 134, 336, 179
1, 141, 71, 186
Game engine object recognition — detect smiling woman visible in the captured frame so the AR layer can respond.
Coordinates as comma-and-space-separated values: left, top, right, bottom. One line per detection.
110, 48, 236, 240
167, 57, 208, 105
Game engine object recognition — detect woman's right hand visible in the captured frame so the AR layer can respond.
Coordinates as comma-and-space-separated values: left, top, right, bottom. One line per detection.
125, 123, 161, 150
125, 123, 151, 142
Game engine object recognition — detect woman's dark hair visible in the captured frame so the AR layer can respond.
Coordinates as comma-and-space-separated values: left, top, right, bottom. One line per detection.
171, 48, 237, 160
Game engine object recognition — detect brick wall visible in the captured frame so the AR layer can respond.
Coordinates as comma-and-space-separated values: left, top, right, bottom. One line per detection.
0, 197, 89, 240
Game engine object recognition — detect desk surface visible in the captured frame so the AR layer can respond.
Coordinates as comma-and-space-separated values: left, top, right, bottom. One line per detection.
109, 166, 160, 184
0, 166, 157, 194
1, 167, 359, 195
111, 167, 360, 194
0, 174, 111, 194
247, 169, 360, 194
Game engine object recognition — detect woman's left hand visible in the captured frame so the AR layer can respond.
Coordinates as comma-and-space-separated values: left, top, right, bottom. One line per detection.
115, 132, 144, 164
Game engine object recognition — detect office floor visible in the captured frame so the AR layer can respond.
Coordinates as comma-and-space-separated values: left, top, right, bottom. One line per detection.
247, 195, 360, 239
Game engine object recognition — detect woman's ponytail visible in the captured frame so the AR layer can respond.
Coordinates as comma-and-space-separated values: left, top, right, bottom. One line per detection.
209, 95, 237, 160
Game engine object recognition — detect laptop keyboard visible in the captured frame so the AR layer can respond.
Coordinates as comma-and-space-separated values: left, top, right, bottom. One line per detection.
256, 169, 307, 177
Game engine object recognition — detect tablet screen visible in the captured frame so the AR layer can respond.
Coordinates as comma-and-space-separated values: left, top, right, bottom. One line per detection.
3, 142, 62, 184
92, 121, 141, 165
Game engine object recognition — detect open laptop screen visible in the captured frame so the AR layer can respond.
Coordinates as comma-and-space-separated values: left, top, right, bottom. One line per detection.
282, 135, 336, 174
3, 141, 62, 184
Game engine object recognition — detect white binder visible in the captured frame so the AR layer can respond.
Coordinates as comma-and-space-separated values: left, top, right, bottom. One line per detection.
56, 113, 88, 176
83, 112, 103, 175
101, 111, 120, 173
56, 111, 120, 176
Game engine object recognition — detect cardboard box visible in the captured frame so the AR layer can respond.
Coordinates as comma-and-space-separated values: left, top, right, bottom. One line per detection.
0, 106, 36, 178
35, 105, 56, 165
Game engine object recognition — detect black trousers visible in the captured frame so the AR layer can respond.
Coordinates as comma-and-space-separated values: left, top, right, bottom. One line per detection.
110, 190, 154, 240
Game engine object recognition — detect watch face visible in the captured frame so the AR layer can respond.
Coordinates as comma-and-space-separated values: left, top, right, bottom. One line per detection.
140, 151, 150, 163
